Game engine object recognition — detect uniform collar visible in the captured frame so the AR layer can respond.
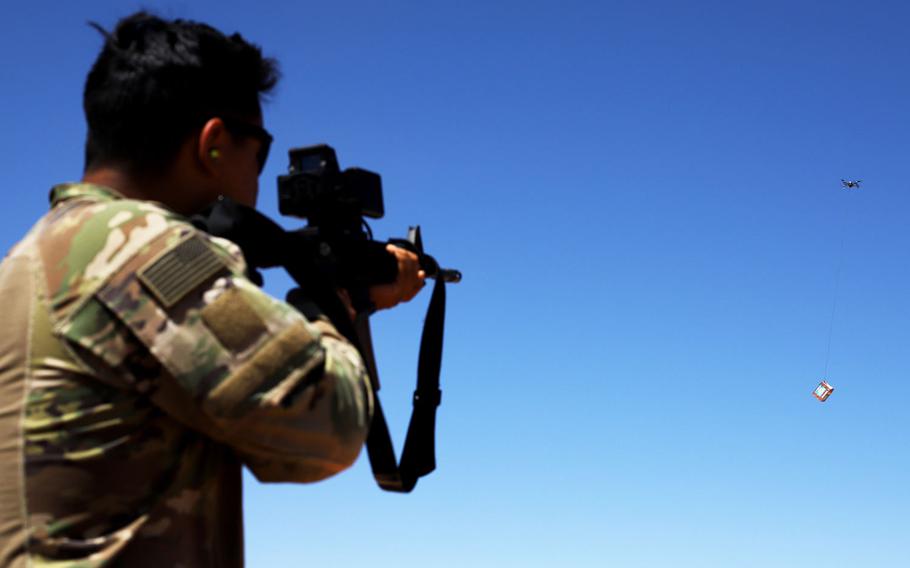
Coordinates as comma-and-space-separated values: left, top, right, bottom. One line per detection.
49, 183, 126, 207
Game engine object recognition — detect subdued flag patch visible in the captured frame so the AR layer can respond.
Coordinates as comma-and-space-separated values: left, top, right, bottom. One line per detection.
138, 235, 227, 308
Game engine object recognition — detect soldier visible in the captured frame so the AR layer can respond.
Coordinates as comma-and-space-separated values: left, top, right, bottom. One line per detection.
0, 11, 424, 567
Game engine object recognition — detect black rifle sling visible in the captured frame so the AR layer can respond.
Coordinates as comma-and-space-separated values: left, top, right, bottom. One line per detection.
193, 199, 446, 493
360, 276, 446, 492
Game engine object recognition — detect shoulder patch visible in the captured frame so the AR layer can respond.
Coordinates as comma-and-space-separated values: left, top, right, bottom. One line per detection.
138, 235, 227, 308
201, 287, 269, 352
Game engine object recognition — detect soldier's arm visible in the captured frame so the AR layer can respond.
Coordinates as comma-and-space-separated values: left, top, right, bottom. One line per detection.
56, 216, 373, 483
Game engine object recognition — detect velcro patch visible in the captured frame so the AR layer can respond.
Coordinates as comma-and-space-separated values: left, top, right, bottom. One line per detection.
204, 322, 321, 418
138, 235, 227, 308
201, 287, 269, 352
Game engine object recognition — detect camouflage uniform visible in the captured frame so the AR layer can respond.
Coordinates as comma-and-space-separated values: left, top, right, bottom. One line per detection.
0, 183, 373, 567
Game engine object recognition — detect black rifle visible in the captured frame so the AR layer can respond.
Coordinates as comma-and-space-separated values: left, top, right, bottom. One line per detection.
194, 144, 460, 492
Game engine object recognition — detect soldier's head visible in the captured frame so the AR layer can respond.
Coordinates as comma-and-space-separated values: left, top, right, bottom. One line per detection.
83, 12, 279, 208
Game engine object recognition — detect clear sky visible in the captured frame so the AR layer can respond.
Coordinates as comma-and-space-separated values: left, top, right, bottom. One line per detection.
2, 1, 908, 566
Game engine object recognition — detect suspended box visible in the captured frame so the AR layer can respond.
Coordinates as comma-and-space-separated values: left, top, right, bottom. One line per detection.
813, 380, 834, 402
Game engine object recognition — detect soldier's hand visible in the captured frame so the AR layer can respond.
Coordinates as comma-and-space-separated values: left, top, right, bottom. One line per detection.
369, 244, 425, 311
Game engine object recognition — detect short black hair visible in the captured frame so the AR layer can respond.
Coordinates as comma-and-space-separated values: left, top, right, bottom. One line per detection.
83, 12, 280, 175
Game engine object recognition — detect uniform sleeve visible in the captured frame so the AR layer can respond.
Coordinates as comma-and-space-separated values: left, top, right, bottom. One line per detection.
57, 222, 373, 483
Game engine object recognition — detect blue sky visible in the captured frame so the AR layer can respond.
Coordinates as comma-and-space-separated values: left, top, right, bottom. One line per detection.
3, 1, 909, 566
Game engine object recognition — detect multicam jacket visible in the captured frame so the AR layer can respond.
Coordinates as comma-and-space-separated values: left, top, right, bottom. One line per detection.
0, 183, 373, 567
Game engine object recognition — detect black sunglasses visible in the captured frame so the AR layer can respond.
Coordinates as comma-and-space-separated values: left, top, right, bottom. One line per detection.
221, 117, 273, 173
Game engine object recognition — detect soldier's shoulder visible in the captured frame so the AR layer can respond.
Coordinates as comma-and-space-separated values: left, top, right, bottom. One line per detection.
37, 198, 200, 316
43, 198, 191, 267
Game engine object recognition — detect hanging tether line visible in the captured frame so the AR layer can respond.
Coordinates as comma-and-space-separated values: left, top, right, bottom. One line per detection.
823, 235, 845, 378
823, 185, 856, 379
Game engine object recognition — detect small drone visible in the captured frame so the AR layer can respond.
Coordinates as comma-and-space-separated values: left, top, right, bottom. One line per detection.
841, 179, 862, 189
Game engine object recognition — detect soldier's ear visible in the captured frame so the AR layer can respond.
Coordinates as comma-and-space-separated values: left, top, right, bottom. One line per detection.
197, 118, 230, 175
